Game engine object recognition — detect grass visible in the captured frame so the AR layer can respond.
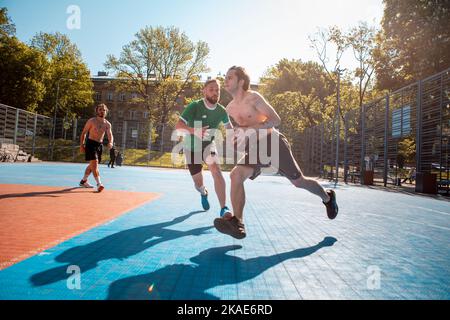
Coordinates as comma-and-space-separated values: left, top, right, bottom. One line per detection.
29, 137, 234, 171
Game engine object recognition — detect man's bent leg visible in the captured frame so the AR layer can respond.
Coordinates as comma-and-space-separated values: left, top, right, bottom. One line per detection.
275, 132, 330, 203
83, 165, 91, 180
91, 160, 104, 192
291, 175, 330, 203
208, 162, 226, 208
191, 168, 210, 210
191, 170, 204, 190
230, 165, 254, 222
79, 164, 94, 188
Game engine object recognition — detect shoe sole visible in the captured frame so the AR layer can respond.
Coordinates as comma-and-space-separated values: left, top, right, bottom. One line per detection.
97, 186, 105, 192
214, 218, 246, 239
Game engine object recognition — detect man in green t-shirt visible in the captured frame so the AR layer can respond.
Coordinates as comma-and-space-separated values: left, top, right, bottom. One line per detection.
175, 79, 233, 218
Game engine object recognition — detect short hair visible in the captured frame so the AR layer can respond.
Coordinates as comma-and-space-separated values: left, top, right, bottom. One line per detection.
95, 103, 108, 113
203, 78, 220, 89
228, 66, 250, 91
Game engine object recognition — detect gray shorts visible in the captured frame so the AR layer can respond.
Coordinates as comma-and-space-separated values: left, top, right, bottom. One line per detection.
237, 131, 303, 180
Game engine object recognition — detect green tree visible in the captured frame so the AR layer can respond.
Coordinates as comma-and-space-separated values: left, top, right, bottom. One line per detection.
0, 7, 15, 38
271, 91, 330, 134
0, 8, 47, 112
347, 22, 378, 109
374, 0, 450, 90
0, 36, 48, 112
105, 25, 209, 143
259, 59, 336, 131
260, 59, 334, 103
30, 32, 94, 118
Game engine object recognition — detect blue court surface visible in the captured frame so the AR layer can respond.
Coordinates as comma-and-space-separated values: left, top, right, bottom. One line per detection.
0, 162, 449, 300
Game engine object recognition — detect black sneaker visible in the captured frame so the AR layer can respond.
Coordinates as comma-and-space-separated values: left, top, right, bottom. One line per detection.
324, 189, 338, 219
79, 179, 94, 188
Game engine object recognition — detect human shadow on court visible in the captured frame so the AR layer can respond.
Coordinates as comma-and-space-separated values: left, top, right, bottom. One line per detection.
107, 236, 337, 300
30, 210, 212, 287
0, 187, 88, 199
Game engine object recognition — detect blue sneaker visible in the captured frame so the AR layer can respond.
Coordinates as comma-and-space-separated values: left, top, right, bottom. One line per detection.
220, 206, 233, 220
201, 190, 210, 211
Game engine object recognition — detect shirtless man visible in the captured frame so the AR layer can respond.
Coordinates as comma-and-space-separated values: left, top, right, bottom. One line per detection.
213, 66, 339, 239
79, 103, 114, 192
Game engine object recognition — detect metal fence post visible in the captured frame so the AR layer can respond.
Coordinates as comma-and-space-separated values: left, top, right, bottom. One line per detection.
32, 113, 37, 157
72, 118, 78, 162
13, 108, 19, 145
416, 80, 422, 173
160, 123, 165, 166
360, 104, 366, 185
147, 122, 152, 166
320, 124, 324, 177
309, 128, 314, 174
122, 120, 127, 154
439, 74, 444, 182
383, 95, 389, 186
344, 113, 348, 183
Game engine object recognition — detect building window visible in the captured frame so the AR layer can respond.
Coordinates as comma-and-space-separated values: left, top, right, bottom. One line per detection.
107, 91, 114, 101
120, 93, 126, 101
117, 127, 122, 134
118, 110, 123, 118
129, 110, 136, 120
95, 92, 102, 101
143, 111, 149, 119
131, 93, 138, 100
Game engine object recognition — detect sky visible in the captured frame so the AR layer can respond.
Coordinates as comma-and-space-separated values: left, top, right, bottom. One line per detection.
2, 0, 384, 82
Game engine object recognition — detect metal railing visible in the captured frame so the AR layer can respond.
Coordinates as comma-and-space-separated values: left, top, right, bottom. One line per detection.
0, 104, 52, 159
1, 67, 449, 194
292, 67, 450, 194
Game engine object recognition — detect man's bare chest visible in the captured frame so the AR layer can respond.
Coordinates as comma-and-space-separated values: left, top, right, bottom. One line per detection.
228, 103, 259, 126
91, 121, 107, 135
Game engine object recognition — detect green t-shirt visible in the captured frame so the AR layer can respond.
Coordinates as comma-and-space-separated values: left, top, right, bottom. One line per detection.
180, 99, 230, 151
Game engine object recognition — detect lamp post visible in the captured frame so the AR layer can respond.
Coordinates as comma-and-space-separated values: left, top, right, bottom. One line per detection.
51, 78, 73, 160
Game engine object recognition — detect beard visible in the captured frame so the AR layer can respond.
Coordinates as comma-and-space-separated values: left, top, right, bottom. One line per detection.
206, 96, 219, 105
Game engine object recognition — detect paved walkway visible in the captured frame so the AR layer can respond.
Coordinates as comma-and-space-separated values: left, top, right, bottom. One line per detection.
0, 162, 449, 300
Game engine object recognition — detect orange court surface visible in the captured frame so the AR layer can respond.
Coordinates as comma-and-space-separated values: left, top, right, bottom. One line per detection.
0, 184, 159, 270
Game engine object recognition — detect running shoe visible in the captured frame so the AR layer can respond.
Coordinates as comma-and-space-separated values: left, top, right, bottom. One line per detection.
79, 180, 94, 188
201, 189, 210, 211
324, 189, 338, 219
220, 206, 233, 220
97, 183, 105, 192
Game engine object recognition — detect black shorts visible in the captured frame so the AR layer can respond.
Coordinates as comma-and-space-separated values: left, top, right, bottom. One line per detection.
185, 144, 218, 176
237, 130, 302, 181
85, 139, 103, 163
